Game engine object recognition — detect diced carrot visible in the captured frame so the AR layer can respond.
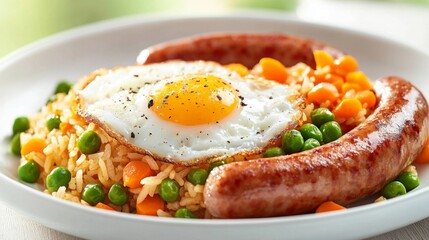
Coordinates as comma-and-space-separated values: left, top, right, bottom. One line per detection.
316, 201, 346, 213
60, 122, 74, 134
356, 90, 377, 109
314, 50, 334, 68
345, 71, 372, 90
415, 137, 429, 164
95, 202, 115, 211
334, 55, 359, 75
307, 82, 339, 105
322, 73, 344, 92
332, 78, 345, 93
313, 66, 331, 84
343, 89, 357, 99
224, 63, 249, 77
342, 82, 361, 93
123, 161, 154, 189
136, 195, 165, 216
333, 98, 363, 119
259, 57, 288, 83
21, 138, 47, 156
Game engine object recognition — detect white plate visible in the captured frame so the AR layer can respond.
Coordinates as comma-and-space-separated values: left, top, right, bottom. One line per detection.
1, 13, 429, 240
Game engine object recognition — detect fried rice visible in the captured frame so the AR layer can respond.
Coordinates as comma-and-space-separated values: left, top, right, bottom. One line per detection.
17, 51, 374, 218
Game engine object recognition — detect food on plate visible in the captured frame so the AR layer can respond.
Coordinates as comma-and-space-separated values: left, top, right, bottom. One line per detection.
415, 136, 429, 163
137, 33, 343, 68
315, 201, 346, 213
9, 33, 429, 219
203, 77, 428, 218
76, 61, 303, 165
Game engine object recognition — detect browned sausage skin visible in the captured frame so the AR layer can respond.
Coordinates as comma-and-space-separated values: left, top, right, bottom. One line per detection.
137, 33, 343, 68
138, 33, 429, 218
204, 77, 429, 218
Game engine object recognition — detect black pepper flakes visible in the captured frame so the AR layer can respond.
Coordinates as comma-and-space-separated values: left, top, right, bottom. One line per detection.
162, 95, 170, 104
131, 132, 135, 138
147, 99, 154, 109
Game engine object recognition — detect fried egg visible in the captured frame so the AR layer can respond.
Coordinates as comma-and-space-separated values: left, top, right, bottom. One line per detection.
77, 61, 303, 165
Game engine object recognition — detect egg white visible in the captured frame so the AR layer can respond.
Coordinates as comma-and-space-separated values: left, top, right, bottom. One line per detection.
78, 61, 303, 165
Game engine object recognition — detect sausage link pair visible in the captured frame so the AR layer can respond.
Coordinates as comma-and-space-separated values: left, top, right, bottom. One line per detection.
138, 33, 429, 218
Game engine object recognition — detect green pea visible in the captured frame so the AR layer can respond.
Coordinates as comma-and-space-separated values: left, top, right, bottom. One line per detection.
159, 178, 180, 202
301, 138, 321, 151
78, 130, 101, 154
187, 169, 209, 185
396, 172, 420, 191
320, 121, 342, 143
46, 115, 61, 131
175, 208, 198, 219
208, 160, 226, 173
299, 123, 323, 143
46, 167, 72, 192
82, 183, 105, 206
263, 147, 285, 158
12, 116, 30, 135
17, 160, 40, 183
11, 134, 21, 156
382, 181, 407, 199
282, 130, 304, 154
54, 81, 73, 94
108, 183, 128, 206
310, 108, 335, 127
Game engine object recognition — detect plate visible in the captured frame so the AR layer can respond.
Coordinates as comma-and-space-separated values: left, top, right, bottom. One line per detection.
1, 12, 429, 240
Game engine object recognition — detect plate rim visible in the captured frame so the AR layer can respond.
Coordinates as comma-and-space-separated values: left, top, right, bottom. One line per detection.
1, 11, 429, 239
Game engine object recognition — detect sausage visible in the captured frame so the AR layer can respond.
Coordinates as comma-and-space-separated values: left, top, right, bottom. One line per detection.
204, 77, 429, 218
137, 33, 429, 218
137, 33, 343, 68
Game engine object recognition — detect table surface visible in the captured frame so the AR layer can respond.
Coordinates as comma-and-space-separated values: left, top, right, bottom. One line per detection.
1, 1, 429, 239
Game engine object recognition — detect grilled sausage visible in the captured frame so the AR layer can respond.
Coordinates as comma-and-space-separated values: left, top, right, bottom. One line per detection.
137, 33, 343, 68
203, 77, 429, 218
138, 33, 429, 218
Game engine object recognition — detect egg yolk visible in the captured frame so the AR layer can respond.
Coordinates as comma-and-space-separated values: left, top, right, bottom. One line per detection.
150, 74, 239, 126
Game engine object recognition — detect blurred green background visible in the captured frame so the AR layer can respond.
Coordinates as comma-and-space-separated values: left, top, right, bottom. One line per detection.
0, 0, 298, 57
1, 0, 428, 58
